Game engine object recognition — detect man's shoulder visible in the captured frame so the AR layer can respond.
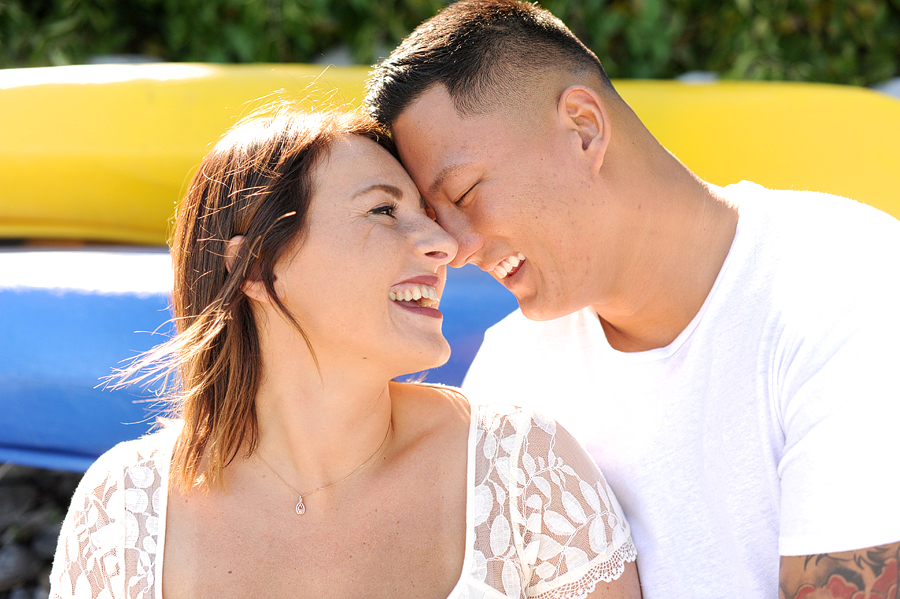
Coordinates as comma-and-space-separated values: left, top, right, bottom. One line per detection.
463, 308, 600, 399
724, 181, 900, 292
726, 181, 899, 239
474, 306, 603, 368
482, 307, 595, 345
720, 183, 900, 372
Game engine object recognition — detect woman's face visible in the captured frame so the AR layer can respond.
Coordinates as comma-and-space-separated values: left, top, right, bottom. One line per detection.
271, 135, 458, 376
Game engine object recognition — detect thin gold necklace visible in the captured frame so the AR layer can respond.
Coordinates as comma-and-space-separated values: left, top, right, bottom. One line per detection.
256, 421, 392, 515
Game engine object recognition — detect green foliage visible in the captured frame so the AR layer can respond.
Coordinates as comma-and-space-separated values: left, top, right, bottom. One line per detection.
542, 0, 900, 84
0, 0, 445, 66
2, 0, 898, 84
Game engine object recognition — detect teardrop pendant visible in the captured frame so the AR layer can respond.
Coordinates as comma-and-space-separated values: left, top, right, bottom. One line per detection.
295, 496, 306, 515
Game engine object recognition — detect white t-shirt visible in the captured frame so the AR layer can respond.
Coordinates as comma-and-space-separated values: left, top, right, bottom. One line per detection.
50, 402, 636, 599
463, 182, 900, 599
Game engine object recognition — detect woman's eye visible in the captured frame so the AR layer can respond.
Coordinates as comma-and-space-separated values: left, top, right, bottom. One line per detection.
370, 203, 397, 218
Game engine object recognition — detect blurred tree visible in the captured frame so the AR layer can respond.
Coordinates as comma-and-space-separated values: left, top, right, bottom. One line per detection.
1, 0, 898, 84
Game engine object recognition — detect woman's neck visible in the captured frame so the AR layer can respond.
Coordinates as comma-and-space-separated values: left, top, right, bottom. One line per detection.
250, 336, 397, 494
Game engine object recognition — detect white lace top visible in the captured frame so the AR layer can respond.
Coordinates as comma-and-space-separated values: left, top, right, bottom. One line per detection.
49, 403, 636, 599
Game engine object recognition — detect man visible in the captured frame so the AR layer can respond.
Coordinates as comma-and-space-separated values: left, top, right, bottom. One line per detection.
365, 0, 900, 597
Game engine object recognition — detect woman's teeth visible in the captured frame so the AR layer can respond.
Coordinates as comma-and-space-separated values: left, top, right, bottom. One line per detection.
493, 253, 526, 279
389, 284, 440, 308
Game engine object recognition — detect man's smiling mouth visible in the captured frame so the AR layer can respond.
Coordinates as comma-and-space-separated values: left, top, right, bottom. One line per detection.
493, 253, 526, 279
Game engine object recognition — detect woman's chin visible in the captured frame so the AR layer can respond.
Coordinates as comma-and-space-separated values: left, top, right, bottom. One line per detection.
390, 340, 452, 381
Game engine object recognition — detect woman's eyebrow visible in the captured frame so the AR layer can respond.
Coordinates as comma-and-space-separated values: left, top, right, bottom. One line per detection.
353, 183, 403, 200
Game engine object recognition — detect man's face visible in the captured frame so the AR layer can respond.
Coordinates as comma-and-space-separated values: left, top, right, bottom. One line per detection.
392, 84, 619, 321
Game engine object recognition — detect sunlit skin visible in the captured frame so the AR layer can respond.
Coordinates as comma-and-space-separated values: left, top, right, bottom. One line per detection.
393, 83, 613, 323
162, 136, 474, 599
392, 81, 738, 351
240, 135, 460, 498
254, 134, 458, 383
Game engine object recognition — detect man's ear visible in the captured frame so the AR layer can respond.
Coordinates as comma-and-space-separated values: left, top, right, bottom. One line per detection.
557, 85, 611, 172
225, 235, 270, 303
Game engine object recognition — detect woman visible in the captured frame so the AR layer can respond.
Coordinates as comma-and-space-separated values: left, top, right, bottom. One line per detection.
49, 107, 640, 599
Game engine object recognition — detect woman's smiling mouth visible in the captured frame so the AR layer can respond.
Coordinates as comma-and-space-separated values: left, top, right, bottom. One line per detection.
389, 283, 440, 308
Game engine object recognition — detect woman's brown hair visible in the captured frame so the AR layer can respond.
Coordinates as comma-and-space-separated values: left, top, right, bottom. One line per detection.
115, 106, 394, 490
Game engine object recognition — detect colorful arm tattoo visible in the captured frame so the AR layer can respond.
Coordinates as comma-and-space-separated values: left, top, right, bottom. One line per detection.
779, 542, 899, 599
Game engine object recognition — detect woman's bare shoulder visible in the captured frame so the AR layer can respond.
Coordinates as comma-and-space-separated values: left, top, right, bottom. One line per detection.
389, 381, 471, 440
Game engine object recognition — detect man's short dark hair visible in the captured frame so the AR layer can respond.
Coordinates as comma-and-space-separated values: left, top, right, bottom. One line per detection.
365, 0, 615, 127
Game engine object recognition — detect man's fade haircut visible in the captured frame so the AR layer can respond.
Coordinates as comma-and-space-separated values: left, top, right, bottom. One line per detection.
365, 0, 615, 127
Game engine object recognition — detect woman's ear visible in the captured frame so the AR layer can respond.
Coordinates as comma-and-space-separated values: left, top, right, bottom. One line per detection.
224, 235, 244, 273
557, 85, 611, 173
225, 235, 271, 303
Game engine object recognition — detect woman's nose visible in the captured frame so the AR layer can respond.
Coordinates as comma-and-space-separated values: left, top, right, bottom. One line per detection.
421, 218, 458, 266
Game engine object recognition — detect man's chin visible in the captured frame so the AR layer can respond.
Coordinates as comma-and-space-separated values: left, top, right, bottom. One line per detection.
519, 298, 582, 322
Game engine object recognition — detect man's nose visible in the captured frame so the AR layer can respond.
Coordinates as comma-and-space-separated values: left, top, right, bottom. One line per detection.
434, 210, 483, 269
448, 231, 482, 268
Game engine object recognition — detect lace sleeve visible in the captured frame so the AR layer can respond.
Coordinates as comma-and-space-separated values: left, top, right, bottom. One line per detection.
48, 435, 166, 599
473, 406, 637, 599
48, 451, 128, 599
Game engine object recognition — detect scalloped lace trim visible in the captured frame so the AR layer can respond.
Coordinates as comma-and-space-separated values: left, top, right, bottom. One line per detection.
530, 539, 638, 599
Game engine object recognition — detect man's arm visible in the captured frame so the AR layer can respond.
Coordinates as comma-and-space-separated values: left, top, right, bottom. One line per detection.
779, 541, 899, 599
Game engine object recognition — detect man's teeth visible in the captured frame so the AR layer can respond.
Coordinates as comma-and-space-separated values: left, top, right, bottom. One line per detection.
493, 253, 526, 279
389, 284, 440, 307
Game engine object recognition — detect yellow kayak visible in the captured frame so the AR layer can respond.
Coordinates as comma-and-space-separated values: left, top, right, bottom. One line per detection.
2, 63, 898, 245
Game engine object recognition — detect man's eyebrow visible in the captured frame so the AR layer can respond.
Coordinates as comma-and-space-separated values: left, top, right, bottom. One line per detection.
353, 183, 402, 200
429, 164, 466, 198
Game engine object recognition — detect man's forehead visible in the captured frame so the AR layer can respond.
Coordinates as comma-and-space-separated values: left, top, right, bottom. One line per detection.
392, 85, 525, 199
395, 84, 459, 130
393, 93, 471, 191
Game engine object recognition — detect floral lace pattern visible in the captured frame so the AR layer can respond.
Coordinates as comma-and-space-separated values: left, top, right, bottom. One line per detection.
49, 435, 168, 599
461, 406, 636, 598
49, 404, 635, 598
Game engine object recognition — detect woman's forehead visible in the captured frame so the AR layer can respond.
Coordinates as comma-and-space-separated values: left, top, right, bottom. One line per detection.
314, 135, 415, 196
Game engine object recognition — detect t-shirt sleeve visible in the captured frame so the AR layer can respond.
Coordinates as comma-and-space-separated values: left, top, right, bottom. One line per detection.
777, 289, 900, 555
776, 206, 900, 555
473, 406, 636, 599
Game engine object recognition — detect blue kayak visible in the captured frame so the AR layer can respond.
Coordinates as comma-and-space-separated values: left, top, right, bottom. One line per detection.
0, 247, 516, 472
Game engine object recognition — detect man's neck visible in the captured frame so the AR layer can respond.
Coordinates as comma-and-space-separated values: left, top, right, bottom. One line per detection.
594, 180, 739, 352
